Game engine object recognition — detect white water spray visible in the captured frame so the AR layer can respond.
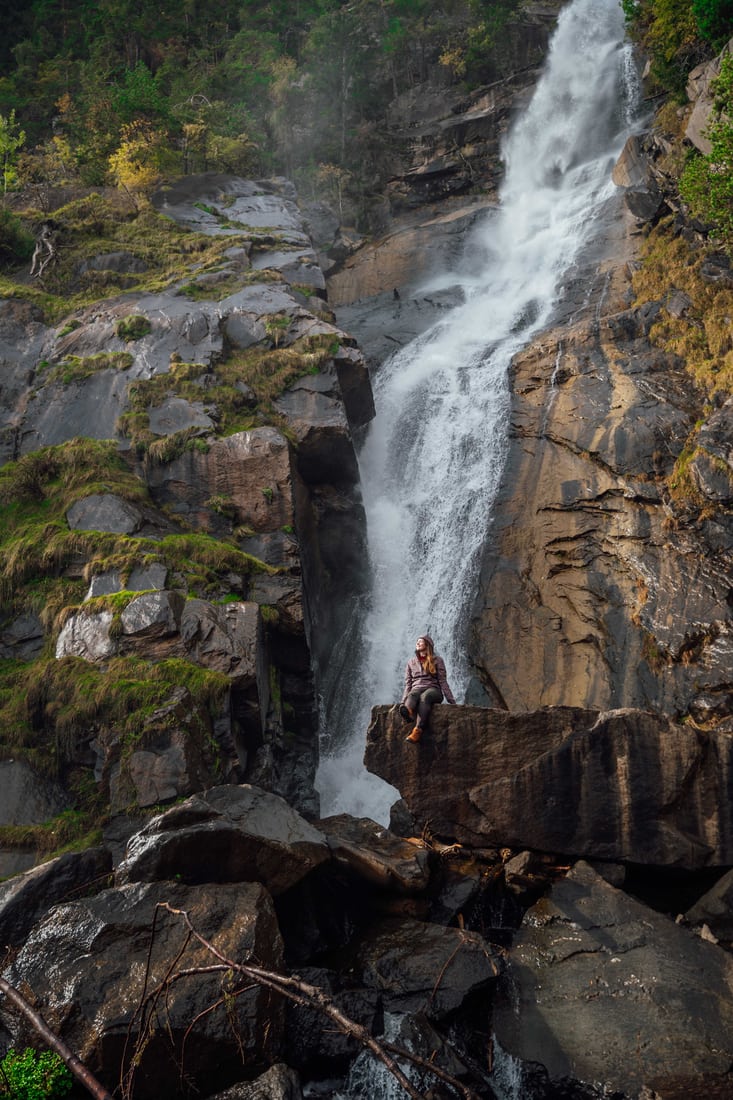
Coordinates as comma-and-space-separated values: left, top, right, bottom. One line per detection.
317, 0, 641, 822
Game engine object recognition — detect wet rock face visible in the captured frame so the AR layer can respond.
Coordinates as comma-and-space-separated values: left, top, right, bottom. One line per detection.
0, 847, 112, 949
352, 915, 501, 1018
0, 879, 285, 1100
115, 784, 330, 895
493, 861, 733, 1097
365, 705, 733, 869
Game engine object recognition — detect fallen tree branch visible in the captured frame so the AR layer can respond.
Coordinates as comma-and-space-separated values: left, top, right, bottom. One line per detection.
155, 902, 482, 1100
0, 977, 113, 1100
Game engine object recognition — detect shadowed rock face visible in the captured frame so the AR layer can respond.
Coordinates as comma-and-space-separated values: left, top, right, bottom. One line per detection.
494, 861, 733, 1097
365, 705, 733, 869
115, 784, 330, 894
0, 879, 285, 1100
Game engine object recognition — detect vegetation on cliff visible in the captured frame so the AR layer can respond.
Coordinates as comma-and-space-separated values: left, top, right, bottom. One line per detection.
620, 0, 733, 523
0, 0, 522, 232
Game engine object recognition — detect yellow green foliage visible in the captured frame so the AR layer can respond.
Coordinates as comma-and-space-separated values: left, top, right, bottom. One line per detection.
0, 438, 275, 620
631, 224, 733, 399
680, 54, 733, 248
0, 196, 256, 324
108, 121, 180, 199
0, 654, 229, 777
42, 351, 134, 385
117, 331, 340, 453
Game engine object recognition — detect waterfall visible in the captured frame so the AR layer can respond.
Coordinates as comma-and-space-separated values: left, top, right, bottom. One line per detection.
316, 0, 641, 823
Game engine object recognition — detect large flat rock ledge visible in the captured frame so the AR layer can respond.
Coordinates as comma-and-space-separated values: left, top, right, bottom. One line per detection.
364, 705, 733, 870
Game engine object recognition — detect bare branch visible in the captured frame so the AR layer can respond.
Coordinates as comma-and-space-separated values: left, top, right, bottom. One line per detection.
155, 902, 483, 1100
0, 977, 113, 1100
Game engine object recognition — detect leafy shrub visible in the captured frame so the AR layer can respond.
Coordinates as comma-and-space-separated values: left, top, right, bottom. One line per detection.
0, 207, 34, 266
680, 54, 733, 246
0, 1048, 72, 1100
692, 0, 733, 44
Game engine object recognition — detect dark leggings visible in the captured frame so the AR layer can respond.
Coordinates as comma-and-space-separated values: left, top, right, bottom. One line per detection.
406, 687, 443, 730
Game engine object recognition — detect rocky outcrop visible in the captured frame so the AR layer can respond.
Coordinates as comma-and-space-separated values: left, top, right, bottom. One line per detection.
382, 6, 562, 215
325, 6, 561, 310
349, 915, 500, 1018
318, 813, 433, 893
116, 785, 330, 894
0, 846, 111, 949
685, 41, 732, 154
0, 781, 504, 1099
466, 212, 733, 720
0, 173, 375, 819
494, 861, 733, 1099
612, 132, 667, 223
365, 705, 733, 868
0, 879, 285, 1100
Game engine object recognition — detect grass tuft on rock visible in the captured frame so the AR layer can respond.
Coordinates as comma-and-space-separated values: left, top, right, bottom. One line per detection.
632, 223, 733, 399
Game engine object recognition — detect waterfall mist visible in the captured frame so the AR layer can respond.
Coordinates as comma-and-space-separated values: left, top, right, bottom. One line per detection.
316, 0, 641, 823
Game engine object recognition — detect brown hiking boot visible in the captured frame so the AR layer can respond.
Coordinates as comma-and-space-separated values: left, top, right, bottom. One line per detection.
399, 704, 414, 722
405, 726, 422, 743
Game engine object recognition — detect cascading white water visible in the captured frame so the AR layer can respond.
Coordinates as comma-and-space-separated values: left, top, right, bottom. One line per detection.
316, 0, 641, 823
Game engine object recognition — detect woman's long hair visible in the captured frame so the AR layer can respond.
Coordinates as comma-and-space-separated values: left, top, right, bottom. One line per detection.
419, 636, 437, 675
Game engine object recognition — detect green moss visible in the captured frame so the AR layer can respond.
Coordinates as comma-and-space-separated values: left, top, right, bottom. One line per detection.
144, 427, 211, 465
0, 809, 104, 858
0, 652, 231, 834
178, 271, 272, 301
206, 493, 237, 518
116, 314, 152, 342
43, 351, 134, 385
641, 631, 669, 673
114, 330, 337, 453
0, 654, 230, 776
268, 662, 281, 707
0, 437, 279, 629
0, 198, 265, 324
0, 439, 151, 610
668, 441, 733, 515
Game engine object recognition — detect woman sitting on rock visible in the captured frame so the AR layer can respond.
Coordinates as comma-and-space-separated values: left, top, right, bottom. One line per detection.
400, 634, 456, 743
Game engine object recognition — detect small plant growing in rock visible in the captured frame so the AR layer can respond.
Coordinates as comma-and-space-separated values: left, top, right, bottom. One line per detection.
56, 319, 80, 338
206, 493, 237, 519
265, 314, 290, 347
261, 486, 274, 503
0, 1047, 72, 1100
116, 313, 151, 342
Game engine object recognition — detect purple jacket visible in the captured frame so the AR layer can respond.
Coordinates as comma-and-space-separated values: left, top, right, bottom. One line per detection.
402, 653, 456, 704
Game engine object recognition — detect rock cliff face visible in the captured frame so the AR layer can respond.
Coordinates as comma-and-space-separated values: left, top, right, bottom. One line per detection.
2, 21, 733, 1100
0, 174, 372, 835
365, 705, 733, 869
466, 132, 733, 723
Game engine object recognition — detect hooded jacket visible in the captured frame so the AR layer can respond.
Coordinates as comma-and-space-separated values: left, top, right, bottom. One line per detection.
402, 636, 456, 704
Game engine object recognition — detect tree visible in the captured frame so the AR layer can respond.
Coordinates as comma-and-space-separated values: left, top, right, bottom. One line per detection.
316, 162, 352, 218
680, 53, 733, 247
0, 109, 26, 197
108, 120, 179, 206
692, 0, 733, 45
